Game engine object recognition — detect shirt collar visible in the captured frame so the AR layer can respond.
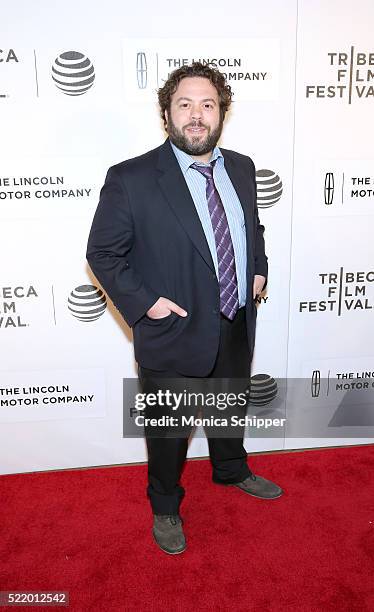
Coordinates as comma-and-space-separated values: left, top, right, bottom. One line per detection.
170, 141, 223, 175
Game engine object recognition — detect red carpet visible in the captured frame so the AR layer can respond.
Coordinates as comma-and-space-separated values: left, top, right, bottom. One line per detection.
1, 445, 373, 611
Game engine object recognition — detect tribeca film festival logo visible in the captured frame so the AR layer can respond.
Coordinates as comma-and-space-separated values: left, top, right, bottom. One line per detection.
311, 368, 374, 398
0, 49, 17, 63
256, 169, 283, 208
51, 51, 95, 96
0, 286, 37, 329
299, 268, 374, 316
67, 285, 106, 322
0, 48, 18, 99
324, 171, 374, 206
306, 47, 374, 103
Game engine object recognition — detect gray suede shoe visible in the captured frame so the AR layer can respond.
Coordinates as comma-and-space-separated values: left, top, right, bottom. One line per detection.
232, 473, 283, 499
153, 515, 186, 555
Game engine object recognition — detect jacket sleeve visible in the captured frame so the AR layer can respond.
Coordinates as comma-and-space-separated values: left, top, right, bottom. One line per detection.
86, 166, 159, 327
250, 159, 268, 289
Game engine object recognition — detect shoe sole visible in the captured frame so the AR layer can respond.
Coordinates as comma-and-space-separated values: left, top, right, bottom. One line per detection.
232, 485, 284, 500
213, 480, 284, 500
152, 532, 186, 555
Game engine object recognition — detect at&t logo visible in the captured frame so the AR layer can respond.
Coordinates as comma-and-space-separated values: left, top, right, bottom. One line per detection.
52, 51, 95, 96
256, 169, 283, 208
68, 285, 106, 322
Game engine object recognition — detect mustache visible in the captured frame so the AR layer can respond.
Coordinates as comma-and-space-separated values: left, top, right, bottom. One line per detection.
183, 121, 209, 129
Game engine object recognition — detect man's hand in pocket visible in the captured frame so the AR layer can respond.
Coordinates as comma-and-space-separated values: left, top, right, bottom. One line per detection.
146, 297, 188, 320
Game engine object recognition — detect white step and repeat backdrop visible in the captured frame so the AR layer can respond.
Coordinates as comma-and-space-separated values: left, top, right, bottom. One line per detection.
1, 0, 373, 474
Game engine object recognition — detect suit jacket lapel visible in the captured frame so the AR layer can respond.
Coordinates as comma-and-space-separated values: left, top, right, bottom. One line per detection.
156, 139, 215, 271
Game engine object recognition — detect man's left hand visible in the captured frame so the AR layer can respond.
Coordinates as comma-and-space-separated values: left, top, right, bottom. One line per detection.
253, 275, 266, 299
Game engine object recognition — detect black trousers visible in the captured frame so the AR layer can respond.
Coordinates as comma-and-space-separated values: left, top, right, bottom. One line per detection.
138, 308, 252, 515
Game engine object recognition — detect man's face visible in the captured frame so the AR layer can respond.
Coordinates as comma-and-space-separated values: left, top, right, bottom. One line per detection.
165, 77, 223, 159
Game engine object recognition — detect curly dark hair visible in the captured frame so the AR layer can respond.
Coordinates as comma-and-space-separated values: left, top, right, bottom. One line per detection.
157, 62, 233, 127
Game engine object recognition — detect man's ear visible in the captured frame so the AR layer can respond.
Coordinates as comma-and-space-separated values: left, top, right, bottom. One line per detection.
164, 109, 169, 131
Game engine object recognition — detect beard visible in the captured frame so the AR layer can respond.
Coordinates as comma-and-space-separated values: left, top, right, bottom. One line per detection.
167, 115, 223, 157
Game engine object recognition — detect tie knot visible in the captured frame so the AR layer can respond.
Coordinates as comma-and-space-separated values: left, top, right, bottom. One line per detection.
190, 162, 214, 181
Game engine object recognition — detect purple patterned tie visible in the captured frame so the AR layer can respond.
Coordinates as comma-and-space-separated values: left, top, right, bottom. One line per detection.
191, 161, 239, 320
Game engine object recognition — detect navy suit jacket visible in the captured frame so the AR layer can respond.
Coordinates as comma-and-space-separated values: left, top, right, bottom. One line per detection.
86, 139, 267, 375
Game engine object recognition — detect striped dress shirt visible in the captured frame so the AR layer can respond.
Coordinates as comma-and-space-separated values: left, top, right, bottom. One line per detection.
170, 141, 247, 307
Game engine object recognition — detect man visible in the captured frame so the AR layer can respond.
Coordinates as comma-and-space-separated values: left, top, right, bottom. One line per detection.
86, 62, 283, 555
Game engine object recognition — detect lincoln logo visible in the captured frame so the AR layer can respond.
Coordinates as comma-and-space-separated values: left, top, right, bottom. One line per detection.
311, 370, 321, 398
136, 52, 147, 89
324, 172, 334, 205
